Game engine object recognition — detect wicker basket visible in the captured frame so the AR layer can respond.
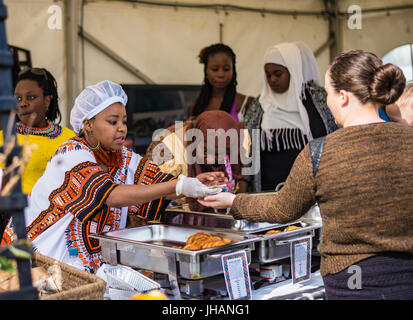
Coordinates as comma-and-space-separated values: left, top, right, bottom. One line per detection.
32, 253, 106, 300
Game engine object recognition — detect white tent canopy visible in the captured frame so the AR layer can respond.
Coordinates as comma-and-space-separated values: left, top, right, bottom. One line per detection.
4, 0, 413, 127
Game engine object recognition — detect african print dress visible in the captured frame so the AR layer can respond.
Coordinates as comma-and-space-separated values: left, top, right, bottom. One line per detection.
1, 137, 174, 273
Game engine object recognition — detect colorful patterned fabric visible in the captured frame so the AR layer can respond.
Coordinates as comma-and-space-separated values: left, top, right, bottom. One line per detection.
1, 137, 174, 273
127, 158, 173, 221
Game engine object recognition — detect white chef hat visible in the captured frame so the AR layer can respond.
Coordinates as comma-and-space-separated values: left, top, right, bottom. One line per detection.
70, 80, 128, 134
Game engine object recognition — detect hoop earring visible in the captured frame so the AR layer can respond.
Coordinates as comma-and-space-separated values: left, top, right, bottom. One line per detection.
89, 140, 101, 151
86, 131, 100, 151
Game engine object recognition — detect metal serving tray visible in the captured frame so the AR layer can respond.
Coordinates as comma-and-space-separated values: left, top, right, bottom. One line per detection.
163, 204, 321, 234
250, 220, 322, 264
90, 224, 260, 280
162, 204, 322, 265
163, 208, 283, 233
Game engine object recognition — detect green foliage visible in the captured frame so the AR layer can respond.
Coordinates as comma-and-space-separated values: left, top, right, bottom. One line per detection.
0, 256, 15, 274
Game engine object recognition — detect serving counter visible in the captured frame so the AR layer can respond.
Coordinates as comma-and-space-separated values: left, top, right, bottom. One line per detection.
90, 204, 323, 300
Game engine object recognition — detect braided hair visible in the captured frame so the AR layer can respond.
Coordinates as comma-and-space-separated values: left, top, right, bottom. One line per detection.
191, 43, 238, 117
16, 68, 62, 124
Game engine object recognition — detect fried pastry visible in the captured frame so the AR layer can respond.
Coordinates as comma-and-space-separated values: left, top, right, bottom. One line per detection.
283, 225, 301, 232
265, 229, 282, 235
265, 225, 301, 234
179, 232, 232, 250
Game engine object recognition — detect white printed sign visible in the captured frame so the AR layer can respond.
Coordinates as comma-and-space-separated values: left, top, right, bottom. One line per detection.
221, 250, 252, 300
290, 236, 312, 284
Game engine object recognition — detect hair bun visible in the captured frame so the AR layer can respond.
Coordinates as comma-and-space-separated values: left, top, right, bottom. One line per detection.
369, 63, 406, 105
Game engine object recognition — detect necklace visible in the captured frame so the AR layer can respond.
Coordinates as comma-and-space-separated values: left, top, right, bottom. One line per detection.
16, 120, 62, 138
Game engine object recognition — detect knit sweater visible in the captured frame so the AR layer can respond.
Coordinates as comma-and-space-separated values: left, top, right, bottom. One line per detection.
230, 122, 413, 276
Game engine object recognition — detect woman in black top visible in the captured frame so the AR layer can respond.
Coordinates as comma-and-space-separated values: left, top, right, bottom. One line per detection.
244, 41, 338, 191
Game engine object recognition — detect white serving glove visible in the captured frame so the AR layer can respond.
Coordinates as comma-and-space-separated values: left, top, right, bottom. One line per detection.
175, 175, 222, 198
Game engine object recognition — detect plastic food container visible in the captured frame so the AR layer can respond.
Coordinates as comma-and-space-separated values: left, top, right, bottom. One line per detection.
104, 265, 160, 293
260, 265, 283, 281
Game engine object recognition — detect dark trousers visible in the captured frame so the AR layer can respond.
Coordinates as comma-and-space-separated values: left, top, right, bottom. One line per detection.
323, 252, 413, 300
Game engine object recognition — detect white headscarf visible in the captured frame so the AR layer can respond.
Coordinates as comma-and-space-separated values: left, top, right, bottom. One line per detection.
259, 41, 321, 143
70, 80, 128, 135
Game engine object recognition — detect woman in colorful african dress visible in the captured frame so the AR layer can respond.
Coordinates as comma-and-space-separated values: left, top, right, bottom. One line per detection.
1, 80, 224, 273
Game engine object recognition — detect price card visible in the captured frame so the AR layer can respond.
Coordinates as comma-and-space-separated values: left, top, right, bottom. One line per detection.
290, 236, 312, 284
221, 250, 252, 300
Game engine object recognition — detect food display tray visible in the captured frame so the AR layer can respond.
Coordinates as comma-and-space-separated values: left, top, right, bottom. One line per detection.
163, 208, 282, 233
163, 204, 321, 234
249, 220, 322, 264
90, 224, 260, 280
163, 205, 322, 265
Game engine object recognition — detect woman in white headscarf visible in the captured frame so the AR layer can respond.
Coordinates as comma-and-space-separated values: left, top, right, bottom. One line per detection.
244, 41, 338, 192
1, 80, 224, 273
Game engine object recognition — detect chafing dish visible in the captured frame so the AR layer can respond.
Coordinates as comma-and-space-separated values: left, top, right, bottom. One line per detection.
248, 220, 321, 264
92, 202, 322, 299
163, 208, 281, 233
163, 205, 322, 265
164, 204, 321, 232
90, 224, 260, 280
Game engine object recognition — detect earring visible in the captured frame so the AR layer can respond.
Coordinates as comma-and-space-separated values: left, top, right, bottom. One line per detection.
89, 140, 101, 151
86, 131, 101, 151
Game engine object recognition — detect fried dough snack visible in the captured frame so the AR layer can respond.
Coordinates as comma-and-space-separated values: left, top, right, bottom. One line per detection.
265, 225, 301, 235
175, 232, 232, 250
265, 229, 282, 235
283, 225, 301, 232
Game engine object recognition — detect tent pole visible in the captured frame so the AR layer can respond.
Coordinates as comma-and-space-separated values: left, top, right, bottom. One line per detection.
64, 0, 79, 127
78, 27, 155, 84
314, 36, 335, 58
325, 0, 341, 62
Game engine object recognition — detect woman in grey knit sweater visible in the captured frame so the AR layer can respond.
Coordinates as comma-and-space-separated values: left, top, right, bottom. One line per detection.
199, 49, 413, 300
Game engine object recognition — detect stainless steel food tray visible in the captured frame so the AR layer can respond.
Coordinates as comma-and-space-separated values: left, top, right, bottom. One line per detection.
90, 224, 260, 280
163, 204, 321, 234
163, 208, 285, 233
249, 220, 322, 264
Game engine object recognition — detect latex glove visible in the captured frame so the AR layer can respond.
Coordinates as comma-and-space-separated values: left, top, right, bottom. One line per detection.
176, 175, 222, 198
197, 192, 236, 210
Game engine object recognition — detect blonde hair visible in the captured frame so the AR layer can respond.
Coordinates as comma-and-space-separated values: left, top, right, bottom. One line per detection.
396, 83, 413, 109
